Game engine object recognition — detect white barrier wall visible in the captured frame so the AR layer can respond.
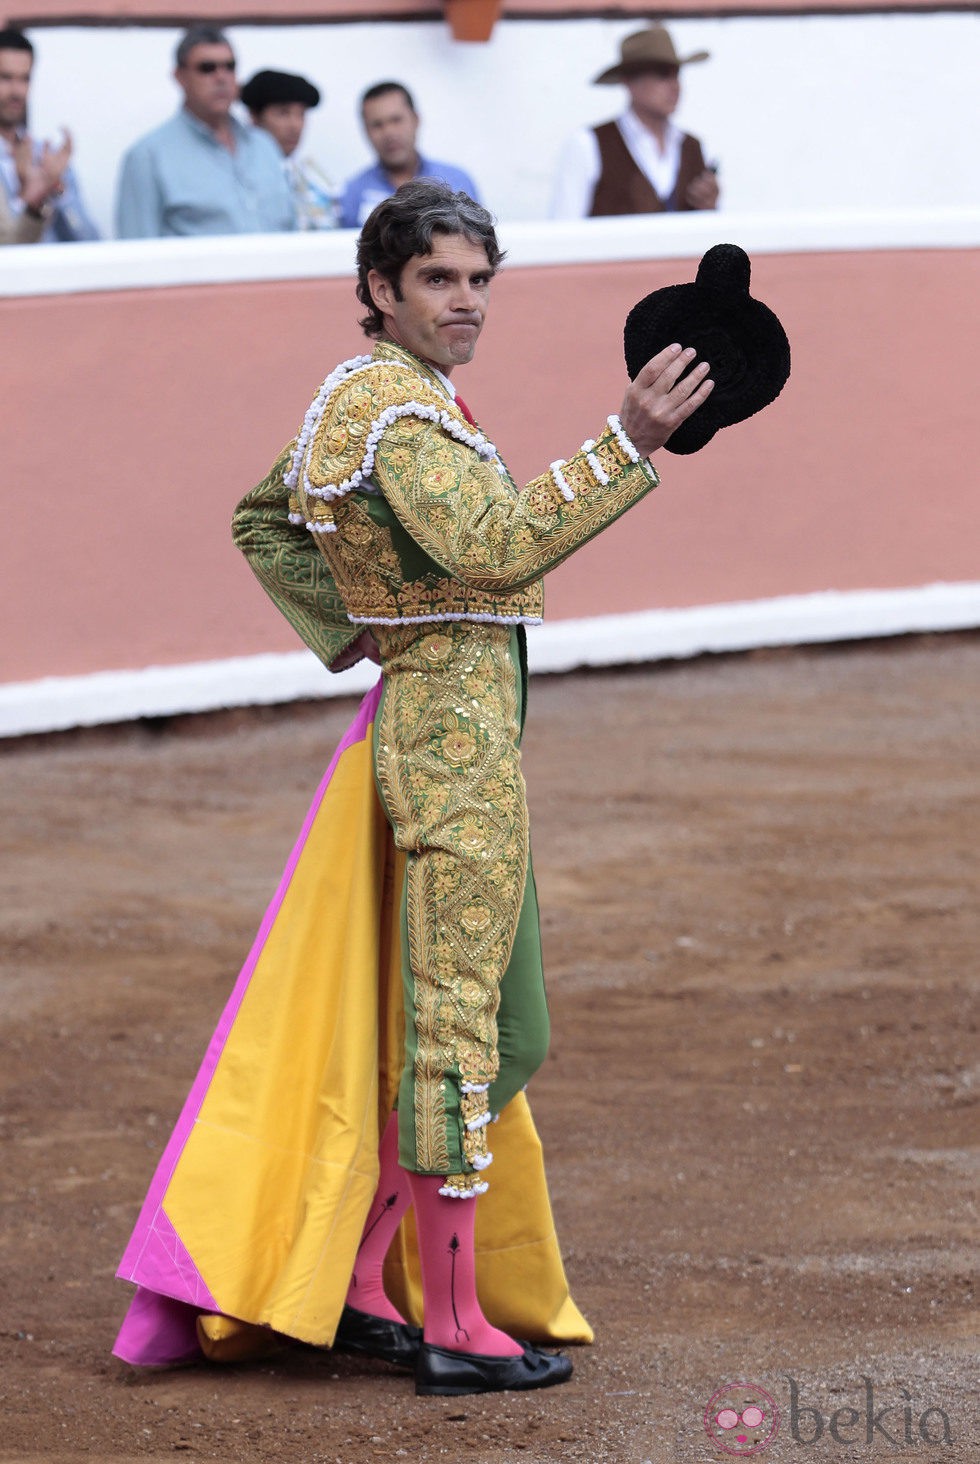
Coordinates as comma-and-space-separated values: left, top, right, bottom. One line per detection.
18, 11, 980, 238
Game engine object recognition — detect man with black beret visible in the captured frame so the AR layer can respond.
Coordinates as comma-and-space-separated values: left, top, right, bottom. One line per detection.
241, 67, 339, 230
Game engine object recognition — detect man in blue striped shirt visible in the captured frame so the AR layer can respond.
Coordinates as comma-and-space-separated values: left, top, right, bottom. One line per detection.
115, 26, 294, 239
0, 27, 100, 243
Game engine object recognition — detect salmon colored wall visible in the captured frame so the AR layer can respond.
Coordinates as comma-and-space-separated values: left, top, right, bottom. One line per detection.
5, 0, 960, 23
2, 248, 977, 684
489, 250, 980, 625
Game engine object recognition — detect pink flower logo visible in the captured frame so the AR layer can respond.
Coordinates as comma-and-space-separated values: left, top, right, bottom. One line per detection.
704, 1382, 780, 1455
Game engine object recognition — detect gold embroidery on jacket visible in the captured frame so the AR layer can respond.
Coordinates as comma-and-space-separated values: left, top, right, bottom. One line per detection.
325, 497, 543, 626
369, 411, 656, 598
292, 342, 658, 626
231, 444, 359, 669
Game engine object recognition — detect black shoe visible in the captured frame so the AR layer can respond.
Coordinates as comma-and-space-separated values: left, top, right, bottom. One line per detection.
333, 1305, 422, 1369
415, 1340, 573, 1397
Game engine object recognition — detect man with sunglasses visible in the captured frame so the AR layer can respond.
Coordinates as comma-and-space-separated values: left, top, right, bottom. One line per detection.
115, 25, 294, 238
551, 24, 719, 219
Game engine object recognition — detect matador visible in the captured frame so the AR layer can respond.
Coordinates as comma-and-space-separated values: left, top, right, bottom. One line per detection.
112, 180, 713, 1396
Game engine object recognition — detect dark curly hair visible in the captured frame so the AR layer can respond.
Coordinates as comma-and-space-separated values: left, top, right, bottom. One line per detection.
355, 180, 505, 339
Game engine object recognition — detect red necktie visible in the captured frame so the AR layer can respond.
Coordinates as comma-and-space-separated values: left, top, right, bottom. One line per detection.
454, 393, 476, 426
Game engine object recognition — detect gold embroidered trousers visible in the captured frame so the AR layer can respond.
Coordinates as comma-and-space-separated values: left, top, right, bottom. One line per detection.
372, 621, 549, 1196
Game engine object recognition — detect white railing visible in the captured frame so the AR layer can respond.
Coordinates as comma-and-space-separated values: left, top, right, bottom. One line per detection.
3, 207, 978, 299
3, 584, 979, 738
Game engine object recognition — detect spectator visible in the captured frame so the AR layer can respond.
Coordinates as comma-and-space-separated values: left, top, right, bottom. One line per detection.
0, 127, 71, 245
240, 68, 339, 230
115, 26, 294, 238
339, 81, 478, 229
551, 25, 719, 219
0, 27, 99, 243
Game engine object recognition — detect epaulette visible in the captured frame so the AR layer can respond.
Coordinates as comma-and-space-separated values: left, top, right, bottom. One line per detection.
284, 354, 497, 537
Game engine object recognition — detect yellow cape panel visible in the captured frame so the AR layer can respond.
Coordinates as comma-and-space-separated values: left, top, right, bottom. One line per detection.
157, 697, 590, 1353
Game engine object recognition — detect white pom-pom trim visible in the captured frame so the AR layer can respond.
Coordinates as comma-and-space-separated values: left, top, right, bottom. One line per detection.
287, 358, 499, 510
465, 1112, 492, 1132
471, 1152, 494, 1171
461, 1081, 490, 1094
549, 459, 575, 504
284, 354, 372, 492
438, 1180, 489, 1199
607, 414, 641, 463
349, 612, 543, 628
301, 401, 497, 505
581, 438, 611, 486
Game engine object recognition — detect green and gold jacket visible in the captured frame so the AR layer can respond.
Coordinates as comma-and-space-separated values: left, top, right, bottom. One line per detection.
232, 341, 659, 670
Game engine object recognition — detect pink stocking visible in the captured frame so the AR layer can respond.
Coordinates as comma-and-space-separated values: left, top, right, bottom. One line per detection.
344, 1111, 412, 1324
407, 1172, 521, 1357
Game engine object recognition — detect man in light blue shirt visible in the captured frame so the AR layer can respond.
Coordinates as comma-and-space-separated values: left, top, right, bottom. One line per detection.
115, 26, 294, 239
339, 81, 479, 230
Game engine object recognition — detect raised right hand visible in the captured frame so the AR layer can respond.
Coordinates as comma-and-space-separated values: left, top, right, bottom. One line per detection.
618, 344, 714, 459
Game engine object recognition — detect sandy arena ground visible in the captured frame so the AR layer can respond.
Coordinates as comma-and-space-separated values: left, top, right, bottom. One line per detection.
1, 633, 977, 1464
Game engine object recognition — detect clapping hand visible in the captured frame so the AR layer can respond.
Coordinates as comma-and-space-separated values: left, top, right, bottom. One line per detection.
14, 128, 72, 214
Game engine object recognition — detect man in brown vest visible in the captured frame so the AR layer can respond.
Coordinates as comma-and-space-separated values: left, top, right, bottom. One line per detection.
551, 25, 720, 219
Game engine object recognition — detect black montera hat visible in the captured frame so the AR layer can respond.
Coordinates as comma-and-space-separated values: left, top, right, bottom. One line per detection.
623, 244, 791, 455
239, 69, 321, 112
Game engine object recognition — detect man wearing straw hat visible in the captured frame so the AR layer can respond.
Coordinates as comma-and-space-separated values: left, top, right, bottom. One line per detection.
551, 24, 719, 219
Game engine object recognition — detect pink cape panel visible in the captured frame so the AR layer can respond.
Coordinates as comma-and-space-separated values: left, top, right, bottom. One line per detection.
112, 680, 383, 1366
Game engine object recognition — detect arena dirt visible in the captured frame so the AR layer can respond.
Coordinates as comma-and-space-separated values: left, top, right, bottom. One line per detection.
1, 634, 977, 1464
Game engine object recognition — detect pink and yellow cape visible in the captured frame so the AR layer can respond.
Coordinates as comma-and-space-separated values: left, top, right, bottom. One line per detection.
113, 682, 590, 1366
